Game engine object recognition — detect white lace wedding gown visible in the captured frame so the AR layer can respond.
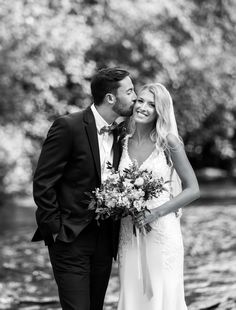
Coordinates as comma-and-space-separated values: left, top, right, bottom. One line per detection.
117, 136, 187, 310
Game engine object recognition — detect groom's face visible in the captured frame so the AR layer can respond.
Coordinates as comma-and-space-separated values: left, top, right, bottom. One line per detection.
112, 76, 137, 117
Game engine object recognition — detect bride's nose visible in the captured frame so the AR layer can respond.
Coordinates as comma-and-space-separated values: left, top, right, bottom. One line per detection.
139, 102, 148, 110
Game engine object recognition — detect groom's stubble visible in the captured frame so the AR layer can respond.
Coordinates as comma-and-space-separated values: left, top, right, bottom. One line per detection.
112, 76, 137, 117
112, 96, 135, 117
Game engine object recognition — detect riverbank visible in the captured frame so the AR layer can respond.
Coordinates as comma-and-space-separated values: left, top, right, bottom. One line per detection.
0, 180, 236, 309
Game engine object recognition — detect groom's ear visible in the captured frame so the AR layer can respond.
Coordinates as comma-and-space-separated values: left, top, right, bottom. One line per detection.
105, 93, 116, 105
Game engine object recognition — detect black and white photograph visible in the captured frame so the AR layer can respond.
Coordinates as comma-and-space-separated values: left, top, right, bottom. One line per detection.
0, 1, 236, 309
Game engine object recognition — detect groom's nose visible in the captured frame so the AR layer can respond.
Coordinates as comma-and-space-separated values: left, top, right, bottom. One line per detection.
132, 92, 137, 101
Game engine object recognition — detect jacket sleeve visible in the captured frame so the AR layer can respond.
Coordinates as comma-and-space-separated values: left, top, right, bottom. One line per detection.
33, 117, 72, 238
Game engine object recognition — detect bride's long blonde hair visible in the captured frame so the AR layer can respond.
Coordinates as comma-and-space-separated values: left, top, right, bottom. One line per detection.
128, 83, 180, 163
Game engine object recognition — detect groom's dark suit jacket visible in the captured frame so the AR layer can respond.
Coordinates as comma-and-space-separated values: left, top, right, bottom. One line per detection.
32, 107, 122, 258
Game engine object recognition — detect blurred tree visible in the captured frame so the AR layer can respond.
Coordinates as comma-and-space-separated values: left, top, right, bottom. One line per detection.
0, 0, 235, 195
86, 0, 236, 172
0, 0, 93, 195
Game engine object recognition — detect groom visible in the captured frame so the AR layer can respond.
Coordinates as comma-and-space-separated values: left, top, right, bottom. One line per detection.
32, 67, 137, 310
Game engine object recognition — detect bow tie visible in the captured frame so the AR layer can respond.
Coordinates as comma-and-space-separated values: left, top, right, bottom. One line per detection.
99, 122, 118, 135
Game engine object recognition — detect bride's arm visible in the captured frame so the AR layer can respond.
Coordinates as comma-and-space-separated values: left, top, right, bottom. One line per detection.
142, 133, 200, 225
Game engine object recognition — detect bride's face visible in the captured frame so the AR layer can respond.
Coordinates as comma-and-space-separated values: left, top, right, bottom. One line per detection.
133, 89, 157, 124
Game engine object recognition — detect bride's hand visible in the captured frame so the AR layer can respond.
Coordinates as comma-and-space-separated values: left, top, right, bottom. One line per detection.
134, 213, 145, 229
136, 209, 160, 228
143, 208, 161, 226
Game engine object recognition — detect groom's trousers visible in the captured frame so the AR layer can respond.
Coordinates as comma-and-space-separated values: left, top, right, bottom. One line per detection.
48, 220, 113, 310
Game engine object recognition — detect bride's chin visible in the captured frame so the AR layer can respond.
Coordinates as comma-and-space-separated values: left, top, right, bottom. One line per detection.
133, 117, 143, 124
133, 115, 144, 122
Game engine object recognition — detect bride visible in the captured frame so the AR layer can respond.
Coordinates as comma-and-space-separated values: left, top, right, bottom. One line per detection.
117, 83, 200, 310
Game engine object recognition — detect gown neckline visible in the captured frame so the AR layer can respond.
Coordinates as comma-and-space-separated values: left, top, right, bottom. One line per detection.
125, 135, 157, 169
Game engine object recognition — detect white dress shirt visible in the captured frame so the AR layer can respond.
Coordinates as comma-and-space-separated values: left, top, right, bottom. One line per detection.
91, 104, 114, 182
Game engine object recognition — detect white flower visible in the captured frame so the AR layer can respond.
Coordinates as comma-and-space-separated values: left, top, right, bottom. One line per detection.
107, 199, 116, 208
130, 189, 145, 200
138, 189, 145, 197
129, 189, 138, 200
134, 177, 144, 187
133, 200, 143, 212
108, 173, 120, 183
121, 196, 130, 206
110, 191, 119, 199
123, 178, 134, 188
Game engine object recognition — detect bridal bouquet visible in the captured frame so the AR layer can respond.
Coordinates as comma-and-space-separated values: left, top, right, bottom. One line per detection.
86, 161, 168, 235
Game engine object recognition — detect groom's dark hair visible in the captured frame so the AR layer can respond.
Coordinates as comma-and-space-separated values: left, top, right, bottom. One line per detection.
91, 67, 130, 106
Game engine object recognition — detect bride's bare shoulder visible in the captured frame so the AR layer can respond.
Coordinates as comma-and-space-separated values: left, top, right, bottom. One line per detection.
166, 133, 183, 151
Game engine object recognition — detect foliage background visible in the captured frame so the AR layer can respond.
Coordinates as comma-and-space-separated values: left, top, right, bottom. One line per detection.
0, 0, 236, 197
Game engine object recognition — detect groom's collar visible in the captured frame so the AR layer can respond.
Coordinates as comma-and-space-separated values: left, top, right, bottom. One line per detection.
83, 105, 127, 135
90, 104, 110, 133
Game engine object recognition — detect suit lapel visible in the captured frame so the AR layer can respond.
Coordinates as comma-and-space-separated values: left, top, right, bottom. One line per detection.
83, 108, 101, 181
113, 121, 127, 170
112, 129, 122, 171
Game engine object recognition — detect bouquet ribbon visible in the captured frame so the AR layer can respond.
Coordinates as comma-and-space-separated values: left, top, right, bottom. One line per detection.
135, 228, 153, 300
